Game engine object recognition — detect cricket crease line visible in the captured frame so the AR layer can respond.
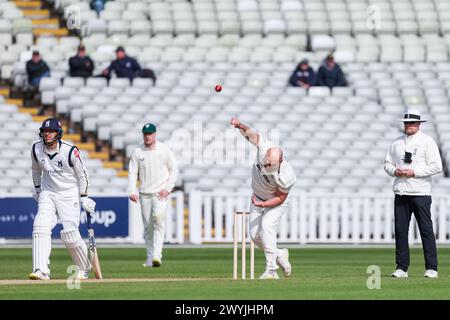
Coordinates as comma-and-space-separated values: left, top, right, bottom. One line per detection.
0, 277, 229, 286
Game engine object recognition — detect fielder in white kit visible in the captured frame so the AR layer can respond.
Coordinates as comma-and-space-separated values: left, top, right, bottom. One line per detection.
230, 117, 296, 279
29, 118, 96, 280
128, 123, 178, 267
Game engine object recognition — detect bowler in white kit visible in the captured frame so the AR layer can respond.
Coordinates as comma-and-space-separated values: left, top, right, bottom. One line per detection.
231, 117, 296, 279
29, 118, 96, 280
128, 123, 179, 267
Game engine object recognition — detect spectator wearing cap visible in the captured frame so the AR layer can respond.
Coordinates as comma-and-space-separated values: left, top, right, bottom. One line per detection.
128, 123, 179, 268
102, 46, 142, 81
317, 54, 347, 89
69, 45, 94, 78
289, 59, 317, 88
384, 110, 442, 279
26, 51, 50, 88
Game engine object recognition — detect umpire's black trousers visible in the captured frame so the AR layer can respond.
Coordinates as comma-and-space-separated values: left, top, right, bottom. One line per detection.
394, 195, 438, 271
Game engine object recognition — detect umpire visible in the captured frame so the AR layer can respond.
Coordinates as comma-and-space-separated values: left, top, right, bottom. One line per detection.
384, 109, 442, 278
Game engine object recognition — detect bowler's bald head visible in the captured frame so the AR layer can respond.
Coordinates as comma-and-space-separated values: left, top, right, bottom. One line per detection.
263, 147, 283, 170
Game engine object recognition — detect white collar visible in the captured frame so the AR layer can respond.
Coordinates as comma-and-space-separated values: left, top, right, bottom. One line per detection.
44, 140, 61, 154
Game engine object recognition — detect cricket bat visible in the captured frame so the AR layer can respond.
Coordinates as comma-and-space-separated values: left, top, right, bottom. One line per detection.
86, 210, 103, 280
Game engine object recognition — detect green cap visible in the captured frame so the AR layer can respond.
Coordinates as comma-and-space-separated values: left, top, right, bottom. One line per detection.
142, 123, 156, 133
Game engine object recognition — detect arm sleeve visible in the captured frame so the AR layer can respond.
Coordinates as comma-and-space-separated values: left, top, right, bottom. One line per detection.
309, 69, 318, 86
69, 57, 80, 69
164, 147, 179, 192
337, 67, 347, 86
70, 148, 89, 196
317, 67, 325, 86
87, 57, 95, 72
278, 166, 296, 193
384, 144, 397, 177
106, 61, 115, 73
132, 58, 142, 72
31, 146, 42, 188
128, 150, 139, 195
26, 61, 37, 79
288, 71, 298, 86
414, 139, 443, 178
43, 61, 50, 74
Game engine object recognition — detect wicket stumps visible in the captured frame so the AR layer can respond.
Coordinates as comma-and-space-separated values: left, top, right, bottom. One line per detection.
233, 211, 254, 280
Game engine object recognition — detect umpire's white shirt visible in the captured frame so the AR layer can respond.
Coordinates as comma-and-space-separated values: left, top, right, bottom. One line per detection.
384, 130, 442, 196
251, 136, 296, 200
31, 140, 89, 197
128, 141, 178, 195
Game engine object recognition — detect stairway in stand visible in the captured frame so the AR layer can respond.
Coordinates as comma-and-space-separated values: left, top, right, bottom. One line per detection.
13, 0, 69, 37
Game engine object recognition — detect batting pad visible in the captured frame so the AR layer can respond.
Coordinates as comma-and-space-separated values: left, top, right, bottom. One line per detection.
60, 228, 91, 272
32, 226, 52, 275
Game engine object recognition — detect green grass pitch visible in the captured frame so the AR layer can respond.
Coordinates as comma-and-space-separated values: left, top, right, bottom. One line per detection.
1, 247, 449, 299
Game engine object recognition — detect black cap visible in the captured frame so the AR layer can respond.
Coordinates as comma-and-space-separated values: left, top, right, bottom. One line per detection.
300, 59, 309, 65
32, 50, 40, 56
115, 46, 125, 53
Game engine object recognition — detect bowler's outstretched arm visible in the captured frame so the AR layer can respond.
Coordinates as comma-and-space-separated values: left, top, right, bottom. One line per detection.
230, 117, 259, 146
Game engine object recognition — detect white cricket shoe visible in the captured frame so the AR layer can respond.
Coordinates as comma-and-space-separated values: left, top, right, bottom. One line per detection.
152, 258, 161, 267
391, 269, 408, 278
142, 260, 153, 268
74, 270, 89, 280
276, 248, 292, 277
424, 270, 438, 278
259, 270, 279, 280
29, 269, 50, 280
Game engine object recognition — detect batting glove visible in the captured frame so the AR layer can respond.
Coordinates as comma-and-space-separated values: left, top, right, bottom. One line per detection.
80, 196, 96, 213
32, 187, 41, 203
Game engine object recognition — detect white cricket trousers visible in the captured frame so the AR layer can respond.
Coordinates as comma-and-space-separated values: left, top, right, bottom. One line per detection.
32, 190, 85, 275
249, 196, 290, 271
139, 193, 169, 260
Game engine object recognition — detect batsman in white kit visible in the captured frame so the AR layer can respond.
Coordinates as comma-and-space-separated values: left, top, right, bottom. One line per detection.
29, 118, 96, 280
128, 123, 178, 267
231, 118, 296, 279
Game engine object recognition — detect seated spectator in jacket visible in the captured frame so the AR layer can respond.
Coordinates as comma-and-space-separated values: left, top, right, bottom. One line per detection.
69, 45, 94, 78
26, 51, 50, 88
318, 54, 347, 89
102, 46, 141, 80
289, 59, 317, 88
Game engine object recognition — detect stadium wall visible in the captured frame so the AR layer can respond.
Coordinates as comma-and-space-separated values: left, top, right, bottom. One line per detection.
0, 191, 185, 244
1, 191, 449, 245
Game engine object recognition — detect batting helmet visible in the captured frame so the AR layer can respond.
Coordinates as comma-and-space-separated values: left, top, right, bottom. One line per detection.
39, 118, 63, 142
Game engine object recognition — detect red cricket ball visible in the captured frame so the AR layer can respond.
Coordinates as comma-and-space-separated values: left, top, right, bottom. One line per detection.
215, 85, 222, 92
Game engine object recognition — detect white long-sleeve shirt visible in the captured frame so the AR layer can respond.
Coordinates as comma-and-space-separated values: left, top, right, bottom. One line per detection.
128, 141, 178, 195
31, 139, 89, 197
384, 130, 442, 196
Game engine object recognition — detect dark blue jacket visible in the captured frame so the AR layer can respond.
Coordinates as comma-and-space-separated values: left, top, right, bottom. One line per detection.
26, 60, 50, 82
106, 56, 141, 80
289, 66, 317, 87
318, 64, 347, 88
69, 55, 94, 78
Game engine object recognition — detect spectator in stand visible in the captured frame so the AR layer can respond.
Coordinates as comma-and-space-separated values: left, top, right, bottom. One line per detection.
289, 59, 317, 88
102, 46, 142, 81
69, 45, 94, 78
317, 54, 347, 89
26, 51, 50, 88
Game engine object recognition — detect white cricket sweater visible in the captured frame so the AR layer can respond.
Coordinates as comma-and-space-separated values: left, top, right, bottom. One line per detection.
128, 141, 178, 195
31, 139, 89, 197
384, 130, 442, 196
